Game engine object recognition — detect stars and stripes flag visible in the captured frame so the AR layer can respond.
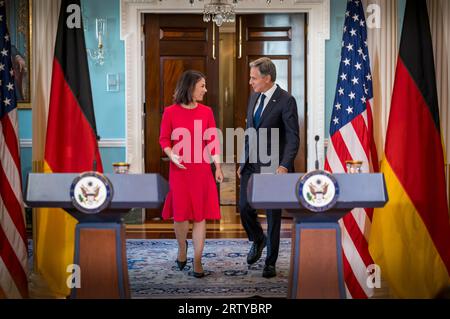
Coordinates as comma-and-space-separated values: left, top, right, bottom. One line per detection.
325, 0, 379, 299
0, 0, 29, 298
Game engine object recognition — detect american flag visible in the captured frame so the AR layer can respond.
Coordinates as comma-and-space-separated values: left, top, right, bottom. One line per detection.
325, 0, 379, 299
0, 1, 28, 298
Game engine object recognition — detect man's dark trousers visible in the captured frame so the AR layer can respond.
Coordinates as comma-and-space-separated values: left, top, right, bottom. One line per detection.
239, 163, 281, 266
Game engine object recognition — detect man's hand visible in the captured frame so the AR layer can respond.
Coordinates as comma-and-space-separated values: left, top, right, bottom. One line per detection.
276, 166, 288, 175
237, 166, 241, 179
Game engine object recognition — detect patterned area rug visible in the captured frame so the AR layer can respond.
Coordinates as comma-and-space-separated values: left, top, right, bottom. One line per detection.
127, 239, 290, 299
28, 239, 290, 299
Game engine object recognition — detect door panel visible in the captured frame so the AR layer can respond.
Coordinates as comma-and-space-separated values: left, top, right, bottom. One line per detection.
144, 14, 219, 220
161, 58, 206, 107
235, 14, 307, 208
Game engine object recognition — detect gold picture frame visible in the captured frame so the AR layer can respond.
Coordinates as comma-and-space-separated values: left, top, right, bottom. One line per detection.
6, 0, 32, 109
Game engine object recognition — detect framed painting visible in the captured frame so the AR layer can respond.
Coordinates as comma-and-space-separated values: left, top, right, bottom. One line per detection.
5, 0, 32, 108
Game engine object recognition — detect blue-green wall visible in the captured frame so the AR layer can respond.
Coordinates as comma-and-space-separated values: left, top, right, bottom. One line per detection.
18, 110, 32, 139
18, 110, 32, 188
83, 0, 126, 173
82, 0, 126, 139
100, 148, 127, 174
325, 0, 347, 138
18, 0, 125, 182
398, 0, 406, 44
20, 148, 32, 190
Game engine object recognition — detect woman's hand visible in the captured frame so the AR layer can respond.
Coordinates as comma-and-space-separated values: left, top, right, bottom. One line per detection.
276, 166, 288, 174
170, 152, 187, 170
215, 168, 224, 183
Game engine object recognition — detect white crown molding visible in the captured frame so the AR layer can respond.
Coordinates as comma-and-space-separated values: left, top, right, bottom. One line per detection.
120, 0, 330, 172
20, 139, 126, 148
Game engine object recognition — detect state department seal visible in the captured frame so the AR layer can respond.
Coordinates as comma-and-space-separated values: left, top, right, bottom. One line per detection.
296, 170, 339, 212
70, 172, 113, 214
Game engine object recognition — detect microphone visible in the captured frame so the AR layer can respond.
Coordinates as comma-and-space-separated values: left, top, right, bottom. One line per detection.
93, 134, 100, 172
315, 135, 320, 170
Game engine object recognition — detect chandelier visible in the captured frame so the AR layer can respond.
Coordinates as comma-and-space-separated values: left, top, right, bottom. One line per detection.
203, 0, 236, 27
196, 0, 285, 27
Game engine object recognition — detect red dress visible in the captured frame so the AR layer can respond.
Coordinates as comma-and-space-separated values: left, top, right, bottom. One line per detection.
159, 104, 221, 222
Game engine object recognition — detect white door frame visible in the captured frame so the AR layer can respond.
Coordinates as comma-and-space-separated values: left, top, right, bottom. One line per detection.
120, 0, 330, 173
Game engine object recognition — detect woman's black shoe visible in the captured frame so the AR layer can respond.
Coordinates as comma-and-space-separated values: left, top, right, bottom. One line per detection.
176, 240, 188, 271
193, 261, 205, 278
176, 259, 187, 271
193, 271, 205, 278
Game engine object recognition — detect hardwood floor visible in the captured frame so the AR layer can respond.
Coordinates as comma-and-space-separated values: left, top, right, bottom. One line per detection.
127, 164, 293, 239
126, 206, 293, 239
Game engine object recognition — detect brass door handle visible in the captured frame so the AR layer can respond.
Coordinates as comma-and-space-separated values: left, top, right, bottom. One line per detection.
238, 16, 242, 59
212, 23, 216, 60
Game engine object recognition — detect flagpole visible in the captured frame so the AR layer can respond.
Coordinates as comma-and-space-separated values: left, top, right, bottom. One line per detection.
31, 160, 43, 273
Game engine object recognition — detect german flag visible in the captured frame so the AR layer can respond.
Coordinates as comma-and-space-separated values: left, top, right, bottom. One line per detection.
369, 0, 450, 298
36, 0, 103, 297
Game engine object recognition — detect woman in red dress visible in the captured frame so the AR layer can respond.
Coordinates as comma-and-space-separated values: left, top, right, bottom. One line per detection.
159, 70, 223, 277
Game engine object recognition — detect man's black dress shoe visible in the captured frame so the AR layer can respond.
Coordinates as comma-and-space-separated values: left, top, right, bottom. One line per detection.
262, 264, 276, 278
247, 236, 267, 265
176, 240, 188, 271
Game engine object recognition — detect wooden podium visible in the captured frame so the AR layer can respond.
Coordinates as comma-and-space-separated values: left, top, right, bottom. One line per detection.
247, 173, 388, 299
26, 173, 168, 299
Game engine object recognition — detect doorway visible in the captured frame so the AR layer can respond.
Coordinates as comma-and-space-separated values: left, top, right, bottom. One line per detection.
143, 13, 307, 221
217, 24, 236, 206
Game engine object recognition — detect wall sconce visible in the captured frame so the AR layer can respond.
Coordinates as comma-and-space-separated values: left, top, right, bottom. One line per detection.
87, 18, 107, 66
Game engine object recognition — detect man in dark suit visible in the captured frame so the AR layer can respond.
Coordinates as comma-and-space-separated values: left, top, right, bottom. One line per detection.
237, 57, 300, 278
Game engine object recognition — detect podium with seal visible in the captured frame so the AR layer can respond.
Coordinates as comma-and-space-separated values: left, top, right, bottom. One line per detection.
26, 172, 168, 299
247, 171, 388, 299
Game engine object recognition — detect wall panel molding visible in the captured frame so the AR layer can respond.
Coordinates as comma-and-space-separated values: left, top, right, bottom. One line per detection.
21, 139, 127, 149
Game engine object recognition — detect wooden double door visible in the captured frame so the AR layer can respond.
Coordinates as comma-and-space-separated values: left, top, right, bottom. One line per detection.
144, 14, 307, 220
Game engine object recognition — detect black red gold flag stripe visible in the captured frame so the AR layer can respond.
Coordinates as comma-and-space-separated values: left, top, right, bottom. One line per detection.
370, 0, 450, 298
36, 0, 103, 297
